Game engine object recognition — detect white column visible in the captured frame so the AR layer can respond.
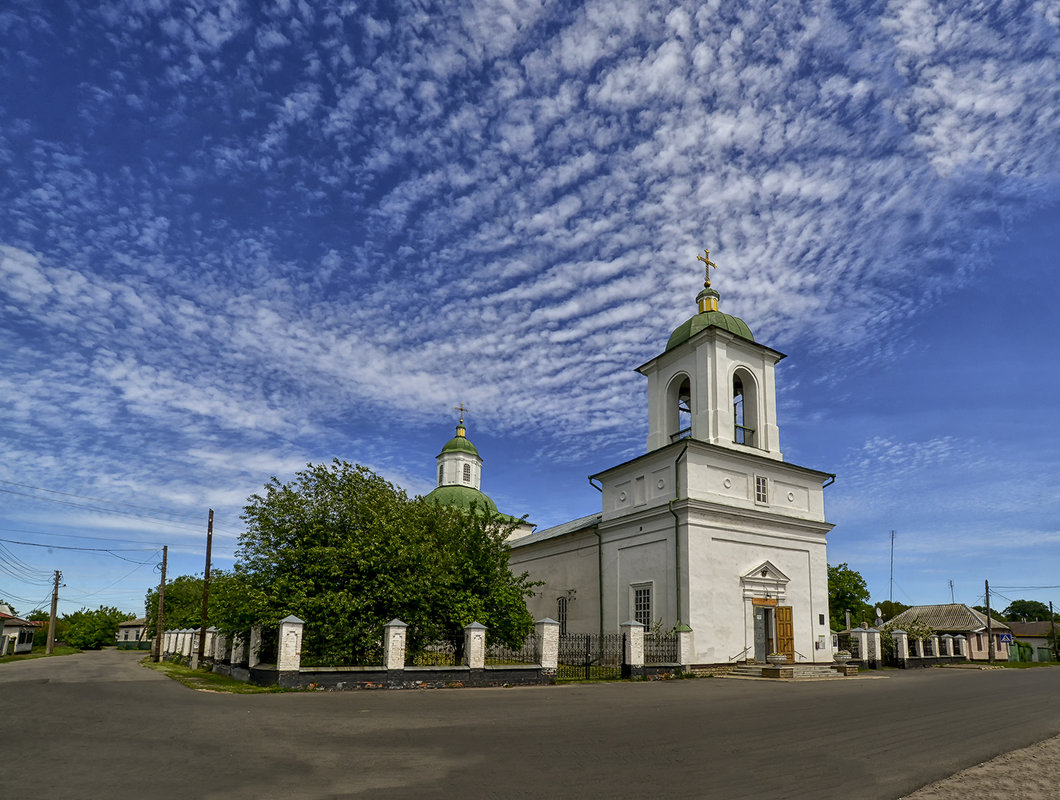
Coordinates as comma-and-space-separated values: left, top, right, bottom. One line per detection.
868, 628, 882, 665
676, 625, 695, 666
621, 620, 645, 668
941, 634, 954, 656
277, 616, 304, 671
851, 628, 869, 661
954, 634, 966, 657
891, 629, 909, 661
383, 619, 407, 670
464, 622, 487, 669
248, 626, 262, 667
534, 618, 559, 671
929, 634, 940, 658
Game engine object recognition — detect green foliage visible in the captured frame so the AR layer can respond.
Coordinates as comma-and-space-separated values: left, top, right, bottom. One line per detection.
61, 606, 135, 650
972, 605, 1008, 623
880, 616, 935, 657
874, 600, 910, 621
144, 571, 261, 633
235, 460, 537, 664
827, 563, 872, 630
1002, 599, 1053, 621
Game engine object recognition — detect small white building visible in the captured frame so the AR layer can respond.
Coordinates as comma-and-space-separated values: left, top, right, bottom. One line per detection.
0, 604, 38, 655
508, 262, 836, 666
116, 617, 150, 649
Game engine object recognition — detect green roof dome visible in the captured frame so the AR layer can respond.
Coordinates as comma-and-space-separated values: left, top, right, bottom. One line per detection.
438, 422, 480, 457
423, 484, 498, 513
666, 310, 755, 351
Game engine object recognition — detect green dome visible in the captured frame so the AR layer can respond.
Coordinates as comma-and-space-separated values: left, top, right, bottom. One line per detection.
424, 484, 498, 513
439, 435, 479, 457
666, 310, 755, 351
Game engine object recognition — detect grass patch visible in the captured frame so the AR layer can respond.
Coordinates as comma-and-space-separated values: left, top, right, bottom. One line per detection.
0, 646, 80, 664
996, 660, 1060, 669
139, 657, 292, 693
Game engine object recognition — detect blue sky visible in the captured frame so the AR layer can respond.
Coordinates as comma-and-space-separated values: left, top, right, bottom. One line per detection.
1, 1, 1057, 620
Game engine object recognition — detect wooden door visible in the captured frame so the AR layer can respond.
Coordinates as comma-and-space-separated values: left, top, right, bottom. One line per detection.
776, 606, 795, 663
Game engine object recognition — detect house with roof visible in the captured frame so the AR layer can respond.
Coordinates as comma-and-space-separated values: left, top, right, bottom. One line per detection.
116, 617, 151, 650
499, 256, 836, 667
0, 604, 38, 656
888, 603, 1011, 661
1006, 620, 1057, 662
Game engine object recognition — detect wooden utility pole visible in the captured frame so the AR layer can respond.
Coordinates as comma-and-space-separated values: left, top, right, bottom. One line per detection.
45, 569, 61, 654
195, 509, 213, 666
985, 579, 995, 663
153, 546, 168, 662
1051, 601, 1057, 661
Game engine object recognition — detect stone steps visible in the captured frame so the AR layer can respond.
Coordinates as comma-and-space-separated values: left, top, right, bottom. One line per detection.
725, 662, 848, 680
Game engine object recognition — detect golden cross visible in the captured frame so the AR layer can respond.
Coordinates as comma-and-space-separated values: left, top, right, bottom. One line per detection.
454, 403, 469, 424
697, 248, 717, 285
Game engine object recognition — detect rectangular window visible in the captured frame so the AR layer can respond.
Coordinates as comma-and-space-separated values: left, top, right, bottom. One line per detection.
755, 475, 768, 504
556, 597, 568, 636
632, 584, 653, 628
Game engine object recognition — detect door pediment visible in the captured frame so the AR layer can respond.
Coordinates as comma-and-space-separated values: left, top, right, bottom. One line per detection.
741, 560, 789, 600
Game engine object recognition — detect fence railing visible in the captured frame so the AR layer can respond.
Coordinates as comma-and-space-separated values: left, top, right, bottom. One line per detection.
486, 633, 537, 666
645, 631, 679, 664
557, 632, 624, 680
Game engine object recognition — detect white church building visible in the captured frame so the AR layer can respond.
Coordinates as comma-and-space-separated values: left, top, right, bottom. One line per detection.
510, 260, 835, 667
424, 257, 836, 667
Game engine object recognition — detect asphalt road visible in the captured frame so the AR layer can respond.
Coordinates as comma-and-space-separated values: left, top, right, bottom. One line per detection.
5, 649, 1060, 799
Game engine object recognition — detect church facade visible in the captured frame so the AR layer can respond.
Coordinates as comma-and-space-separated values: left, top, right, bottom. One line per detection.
506, 260, 836, 666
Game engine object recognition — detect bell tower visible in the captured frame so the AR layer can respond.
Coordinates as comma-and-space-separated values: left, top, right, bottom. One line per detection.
637, 250, 784, 460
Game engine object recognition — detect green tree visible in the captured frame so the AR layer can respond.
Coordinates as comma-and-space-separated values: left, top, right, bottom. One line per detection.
61, 606, 134, 649
875, 600, 911, 622
972, 605, 1008, 623
827, 563, 872, 631
1001, 599, 1052, 621
235, 460, 537, 664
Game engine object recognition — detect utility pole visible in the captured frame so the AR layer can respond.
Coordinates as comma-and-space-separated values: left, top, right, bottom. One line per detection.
1051, 601, 1057, 661
46, 569, 61, 654
985, 579, 994, 664
195, 509, 213, 667
153, 546, 168, 663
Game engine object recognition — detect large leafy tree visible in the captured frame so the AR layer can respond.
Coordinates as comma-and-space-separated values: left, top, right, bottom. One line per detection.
61, 606, 134, 649
144, 571, 257, 632
1002, 599, 1053, 621
827, 563, 872, 631
236, 460, 536, 664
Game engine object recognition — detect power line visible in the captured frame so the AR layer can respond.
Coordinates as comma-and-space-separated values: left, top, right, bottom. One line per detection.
0, 537, 161, 553
0, 479, 205, 519
0, 527, 164, 546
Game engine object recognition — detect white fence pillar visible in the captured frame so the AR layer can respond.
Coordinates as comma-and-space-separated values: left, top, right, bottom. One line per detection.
213, 631, 227, 662
675, 625, 695, 667
248, 626, 262, 667
231, 633, 246, 666
891, 629, 909, 661
383, 619, 407, 670
929, 634, 940, 658
851, 628, 869, 662
464, 622, 487, 669
954, 634, 966, 657
534, 618, 559, 671
941, 634, 954, 657
621, 620, 645, 668
277, 616, 304, 672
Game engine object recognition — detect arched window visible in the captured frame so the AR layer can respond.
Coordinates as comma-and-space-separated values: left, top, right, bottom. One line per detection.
666, 373, 692, 443
463, 463, 471, 483
733, 369, 759, 447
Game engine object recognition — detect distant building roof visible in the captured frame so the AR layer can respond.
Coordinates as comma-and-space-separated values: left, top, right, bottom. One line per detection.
1007, 621, 1056, 638
118, 618, 147, 627
508, 512, 602, 548
888, 603, 1010, 633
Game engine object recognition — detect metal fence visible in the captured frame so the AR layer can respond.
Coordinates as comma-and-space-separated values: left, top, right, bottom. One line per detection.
257, 627, 279, 666
407, 636, 462, 667
557, 633, 624, 681
645, 631, 679, 664
486, 633, 538, 666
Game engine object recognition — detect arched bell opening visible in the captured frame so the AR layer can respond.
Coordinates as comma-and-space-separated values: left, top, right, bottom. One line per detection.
732, 368, 760, 447
665, 372, 693, 443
